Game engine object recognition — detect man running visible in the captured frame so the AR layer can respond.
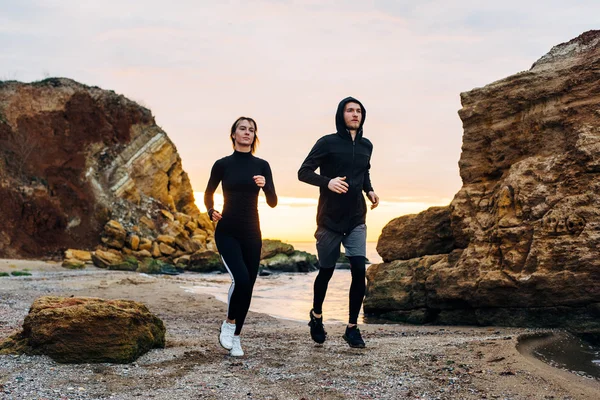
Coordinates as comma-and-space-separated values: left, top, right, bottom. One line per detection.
298, 96, 379, 348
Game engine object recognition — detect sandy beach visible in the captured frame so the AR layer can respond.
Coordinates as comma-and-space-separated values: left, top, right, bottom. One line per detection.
1, 259, 599, 400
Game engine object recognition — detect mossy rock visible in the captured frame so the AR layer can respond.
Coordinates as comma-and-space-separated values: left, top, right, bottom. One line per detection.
187, 251, 225, 273
260, 250, 318, 272
62, 260, 86, 270
137, 258, 182, 275
10, 271, 32, 276
0, 296, 165, 363
109, 256, 139, 271
261, 239, 294, 259
137, 258, 163, 274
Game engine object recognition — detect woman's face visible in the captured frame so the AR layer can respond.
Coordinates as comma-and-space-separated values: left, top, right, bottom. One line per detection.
232, 119, 256, 148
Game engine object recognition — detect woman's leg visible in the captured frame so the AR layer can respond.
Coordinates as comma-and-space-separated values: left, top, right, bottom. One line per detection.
215, 231, 252, 335
234, 236, 262, 334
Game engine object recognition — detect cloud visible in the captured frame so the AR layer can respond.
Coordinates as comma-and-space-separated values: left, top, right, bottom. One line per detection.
3, 0, 600, 211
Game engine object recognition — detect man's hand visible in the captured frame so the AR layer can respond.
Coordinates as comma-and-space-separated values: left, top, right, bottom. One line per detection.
253, 175, 266, 188
367, 191, 379, 209
328, 176, 349, 194
211, 210, 222, 222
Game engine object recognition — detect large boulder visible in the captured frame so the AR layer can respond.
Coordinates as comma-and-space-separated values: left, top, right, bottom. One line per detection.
62, 248, 92, 269
64, 249, 92, 262
0, 78, 208, 259
377, 206, 455, 263
260, 250, 318, 273
366, 30, 600, 330
101, 220, 127, 249
91, 249, 124, 269
0, 296, 165, 363
91, 249, 139, 271
187, 250, 224, 273
260, 239, 294, 259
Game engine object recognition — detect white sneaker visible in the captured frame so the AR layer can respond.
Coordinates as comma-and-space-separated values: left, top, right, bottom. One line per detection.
219, 320, 235, 350
230, 335, 244, 357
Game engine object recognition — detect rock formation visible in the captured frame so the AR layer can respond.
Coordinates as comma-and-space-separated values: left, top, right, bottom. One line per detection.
260, 239, 294, 260
255, 239, 316, 273
365, 31, 600, 331
260, 250, 318, 273
0, 78, 214, 259
0, 296, 165, 363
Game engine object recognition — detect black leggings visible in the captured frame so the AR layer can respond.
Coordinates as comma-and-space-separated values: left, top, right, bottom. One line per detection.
313, 256, 366, 325
215, 229, 262, 335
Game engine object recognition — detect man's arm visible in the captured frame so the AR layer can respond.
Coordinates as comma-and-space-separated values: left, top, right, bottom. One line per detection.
363, 156, 379, 209
363, 160, 373, 194
298, 137, 331, 188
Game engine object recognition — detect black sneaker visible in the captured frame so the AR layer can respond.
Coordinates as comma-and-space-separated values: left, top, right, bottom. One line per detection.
308, 309, 327, 344
343, 326, 366, 348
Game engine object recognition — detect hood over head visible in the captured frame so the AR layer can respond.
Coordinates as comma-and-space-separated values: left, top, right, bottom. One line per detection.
335, 96, 366, 140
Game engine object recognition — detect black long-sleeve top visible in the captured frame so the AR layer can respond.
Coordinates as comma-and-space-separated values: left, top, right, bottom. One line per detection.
204, 150, 277, 236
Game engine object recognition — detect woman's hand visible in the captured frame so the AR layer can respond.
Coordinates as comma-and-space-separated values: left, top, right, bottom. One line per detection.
211, 210, 222, 222
253, 175, 266, 188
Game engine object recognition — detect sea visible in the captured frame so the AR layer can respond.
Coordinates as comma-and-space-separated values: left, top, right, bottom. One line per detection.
183, 241, 381, 324
291, 241, 382, 265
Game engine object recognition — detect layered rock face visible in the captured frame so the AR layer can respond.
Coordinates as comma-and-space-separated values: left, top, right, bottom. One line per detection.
365, 31, 600, 330
0, 78, 207, 258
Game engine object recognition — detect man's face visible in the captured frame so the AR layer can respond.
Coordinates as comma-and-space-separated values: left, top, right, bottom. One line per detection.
343, 102, 362, 131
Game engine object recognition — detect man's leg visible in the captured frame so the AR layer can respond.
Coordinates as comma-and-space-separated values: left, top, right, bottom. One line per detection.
313, 266, 335, 315
341, 224, 367, 348
309, 226, 342, 344
312, 225, 342, 315
348, 256, 366, 325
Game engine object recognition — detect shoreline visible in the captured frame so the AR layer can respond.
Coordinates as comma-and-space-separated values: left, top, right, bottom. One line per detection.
517, 332, 600, 379
1, 259, 599, 399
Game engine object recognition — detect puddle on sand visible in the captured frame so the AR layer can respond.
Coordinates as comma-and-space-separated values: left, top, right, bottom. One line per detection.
518, 332, 600, 379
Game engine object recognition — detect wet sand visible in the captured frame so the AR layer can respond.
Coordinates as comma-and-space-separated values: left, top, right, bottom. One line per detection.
1, 259, 599, 399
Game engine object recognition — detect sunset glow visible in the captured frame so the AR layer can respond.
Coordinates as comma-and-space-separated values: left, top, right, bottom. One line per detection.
194, 192, 452, 242
3, 1, 598, 242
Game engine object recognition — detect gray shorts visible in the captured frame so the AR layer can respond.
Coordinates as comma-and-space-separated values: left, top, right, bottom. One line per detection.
315, 224, 367, 269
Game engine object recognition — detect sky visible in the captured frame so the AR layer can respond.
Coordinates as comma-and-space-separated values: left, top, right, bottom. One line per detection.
1, 1, 599, 241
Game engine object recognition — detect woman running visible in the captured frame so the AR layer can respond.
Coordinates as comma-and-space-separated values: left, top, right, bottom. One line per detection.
204, 116, 277, 356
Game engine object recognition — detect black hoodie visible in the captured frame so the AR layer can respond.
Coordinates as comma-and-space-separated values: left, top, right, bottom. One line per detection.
298, 97, 374, 234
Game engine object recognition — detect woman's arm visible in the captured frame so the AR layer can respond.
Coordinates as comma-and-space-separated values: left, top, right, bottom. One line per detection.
262, 161, 277, 208
204, 159, 224, 220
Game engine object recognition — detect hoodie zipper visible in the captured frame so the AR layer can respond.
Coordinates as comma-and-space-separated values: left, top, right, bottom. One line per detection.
352, 140, 356, 183
348, 137, 356, 235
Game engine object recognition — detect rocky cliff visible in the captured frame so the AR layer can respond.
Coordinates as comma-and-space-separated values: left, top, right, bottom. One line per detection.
365, 30, 600, 331
0, 78, 205, 258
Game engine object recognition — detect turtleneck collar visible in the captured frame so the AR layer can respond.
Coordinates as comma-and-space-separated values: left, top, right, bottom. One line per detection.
233, 149, 253, 157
